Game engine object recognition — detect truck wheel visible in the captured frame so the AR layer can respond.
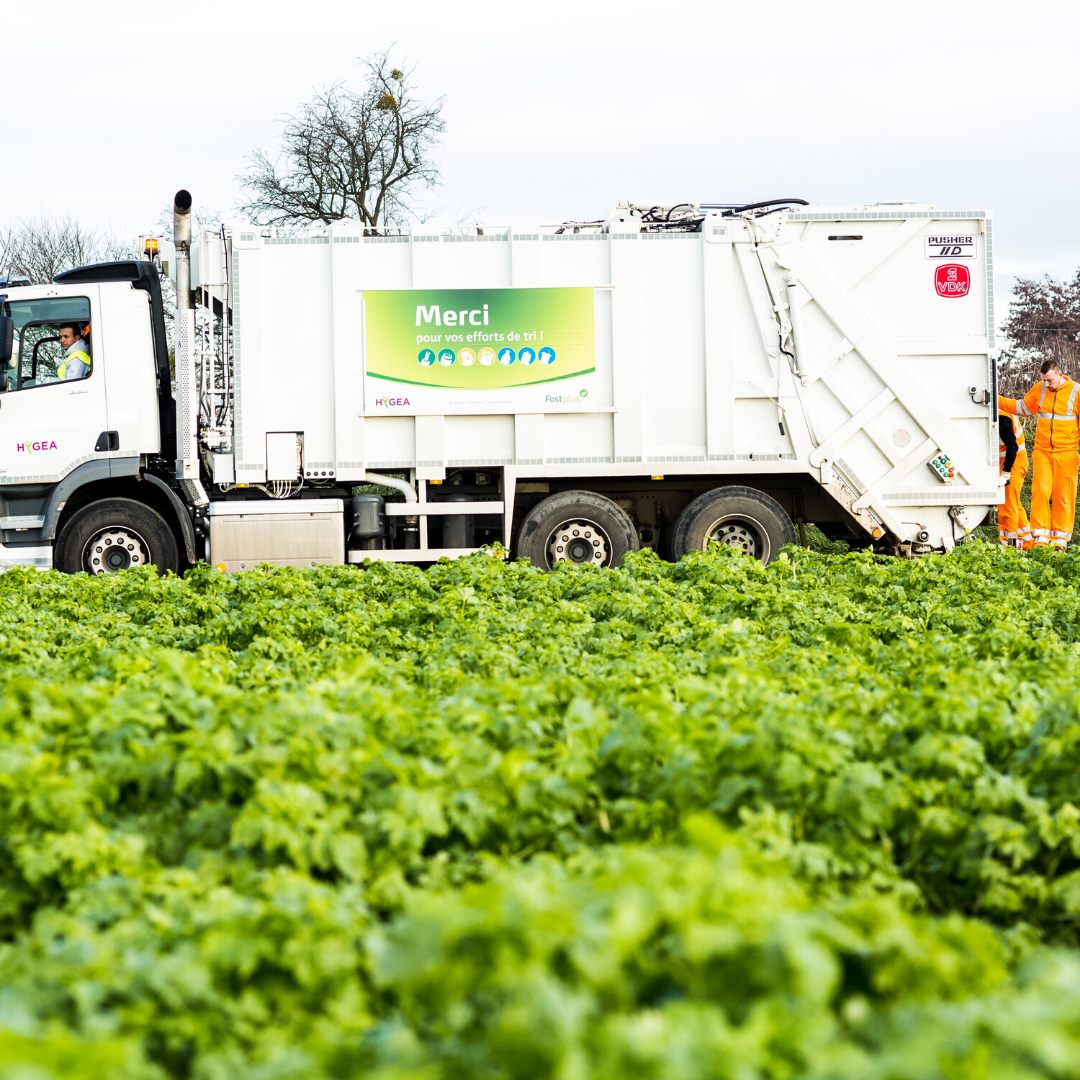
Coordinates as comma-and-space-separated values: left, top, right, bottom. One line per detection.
54, 498, 180, 575
670, 486, 795, 565
516, 490, 639, 570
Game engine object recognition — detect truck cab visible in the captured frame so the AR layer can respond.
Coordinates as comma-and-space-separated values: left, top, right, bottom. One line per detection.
0, 262, 193, 572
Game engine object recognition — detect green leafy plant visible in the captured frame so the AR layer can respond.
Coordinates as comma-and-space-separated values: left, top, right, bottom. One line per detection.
0, 542, 1078, 1077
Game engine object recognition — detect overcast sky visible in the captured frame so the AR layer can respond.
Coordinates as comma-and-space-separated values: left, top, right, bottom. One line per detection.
4, 0, 1077, 299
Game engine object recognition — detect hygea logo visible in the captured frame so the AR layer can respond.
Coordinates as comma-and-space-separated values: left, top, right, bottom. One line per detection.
373, 397, 410, 408
16, 437, 59, 454
935, 263, 971, 298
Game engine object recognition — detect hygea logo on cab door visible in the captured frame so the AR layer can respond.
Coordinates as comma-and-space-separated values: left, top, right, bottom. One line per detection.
16, 438, 59, 454
935, 263, 971, 298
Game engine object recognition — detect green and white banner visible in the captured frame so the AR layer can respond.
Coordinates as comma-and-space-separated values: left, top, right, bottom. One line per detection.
362, 287, 599, 413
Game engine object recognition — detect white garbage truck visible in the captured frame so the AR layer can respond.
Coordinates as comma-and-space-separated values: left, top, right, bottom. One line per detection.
0, 191, 999, 573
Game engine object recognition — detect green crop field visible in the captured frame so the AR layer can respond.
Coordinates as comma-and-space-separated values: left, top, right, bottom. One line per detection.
1, 544, 1078, 1079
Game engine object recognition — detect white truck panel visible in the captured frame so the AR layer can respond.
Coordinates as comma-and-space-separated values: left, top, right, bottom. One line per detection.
98, 286, 160, 457
638, 238, 707, 458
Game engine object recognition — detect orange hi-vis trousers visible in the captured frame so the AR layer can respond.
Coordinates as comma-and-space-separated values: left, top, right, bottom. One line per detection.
999, 450, 1031, 548
1030, 448, 1080, 548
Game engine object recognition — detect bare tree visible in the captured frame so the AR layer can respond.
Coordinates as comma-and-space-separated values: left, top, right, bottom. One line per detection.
238, 51, 445, 231
998, 271, 1080, 398
0, 217, 132, 284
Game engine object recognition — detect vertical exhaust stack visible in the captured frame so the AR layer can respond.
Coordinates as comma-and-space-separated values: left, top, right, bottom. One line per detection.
172, 189, 207, 507
173, 189, 193, 313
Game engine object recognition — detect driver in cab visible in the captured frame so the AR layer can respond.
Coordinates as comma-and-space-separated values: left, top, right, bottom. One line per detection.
57, 322, 92, 380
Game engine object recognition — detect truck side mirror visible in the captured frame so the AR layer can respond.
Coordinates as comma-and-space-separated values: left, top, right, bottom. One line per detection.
0, 316, 12, 366
0, 316, 11, 393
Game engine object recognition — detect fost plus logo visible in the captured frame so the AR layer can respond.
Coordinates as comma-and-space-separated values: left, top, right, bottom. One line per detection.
16, 437, 59, 454
373, 396, 410, 409
545, 388, 590, 405
934, 263, 970, 298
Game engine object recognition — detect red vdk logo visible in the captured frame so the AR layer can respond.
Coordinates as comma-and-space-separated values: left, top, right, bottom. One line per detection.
935, 263, 970, 298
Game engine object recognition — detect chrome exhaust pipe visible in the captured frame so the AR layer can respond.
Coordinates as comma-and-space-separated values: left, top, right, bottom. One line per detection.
172, 188, 203, 497
173, 189, 192, 311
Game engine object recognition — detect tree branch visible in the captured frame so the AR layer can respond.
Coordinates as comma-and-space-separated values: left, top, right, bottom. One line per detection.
237, 51, 445, 231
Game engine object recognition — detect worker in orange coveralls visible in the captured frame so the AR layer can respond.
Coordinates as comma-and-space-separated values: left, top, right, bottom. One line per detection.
999, 360, 1080, 549
997, 414, 1031, 548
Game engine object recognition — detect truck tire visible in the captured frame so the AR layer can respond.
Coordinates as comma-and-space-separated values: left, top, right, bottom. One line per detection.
54, 497, 180, 575
516, 490, 639, 570
670, 486, 795, 565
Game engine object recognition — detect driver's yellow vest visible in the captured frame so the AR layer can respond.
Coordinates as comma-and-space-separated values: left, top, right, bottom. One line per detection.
58, 349, 92, 379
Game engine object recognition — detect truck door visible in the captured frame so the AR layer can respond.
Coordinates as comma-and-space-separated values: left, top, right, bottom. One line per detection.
0, 291, 111, 486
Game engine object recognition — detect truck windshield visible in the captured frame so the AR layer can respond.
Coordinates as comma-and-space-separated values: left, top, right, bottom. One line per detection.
1, 296, 91, 389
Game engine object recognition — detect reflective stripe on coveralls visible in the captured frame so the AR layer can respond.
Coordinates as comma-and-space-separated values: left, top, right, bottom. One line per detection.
1030, 450, 1078, 547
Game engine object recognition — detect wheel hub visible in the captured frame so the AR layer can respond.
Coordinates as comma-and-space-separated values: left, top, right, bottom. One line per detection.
547, 520, 610, 566
703, 519, 764, 559
85, 528, 150, 574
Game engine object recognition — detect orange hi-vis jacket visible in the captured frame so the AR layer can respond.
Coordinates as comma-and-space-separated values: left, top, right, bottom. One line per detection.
999, 379, 1080, 454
